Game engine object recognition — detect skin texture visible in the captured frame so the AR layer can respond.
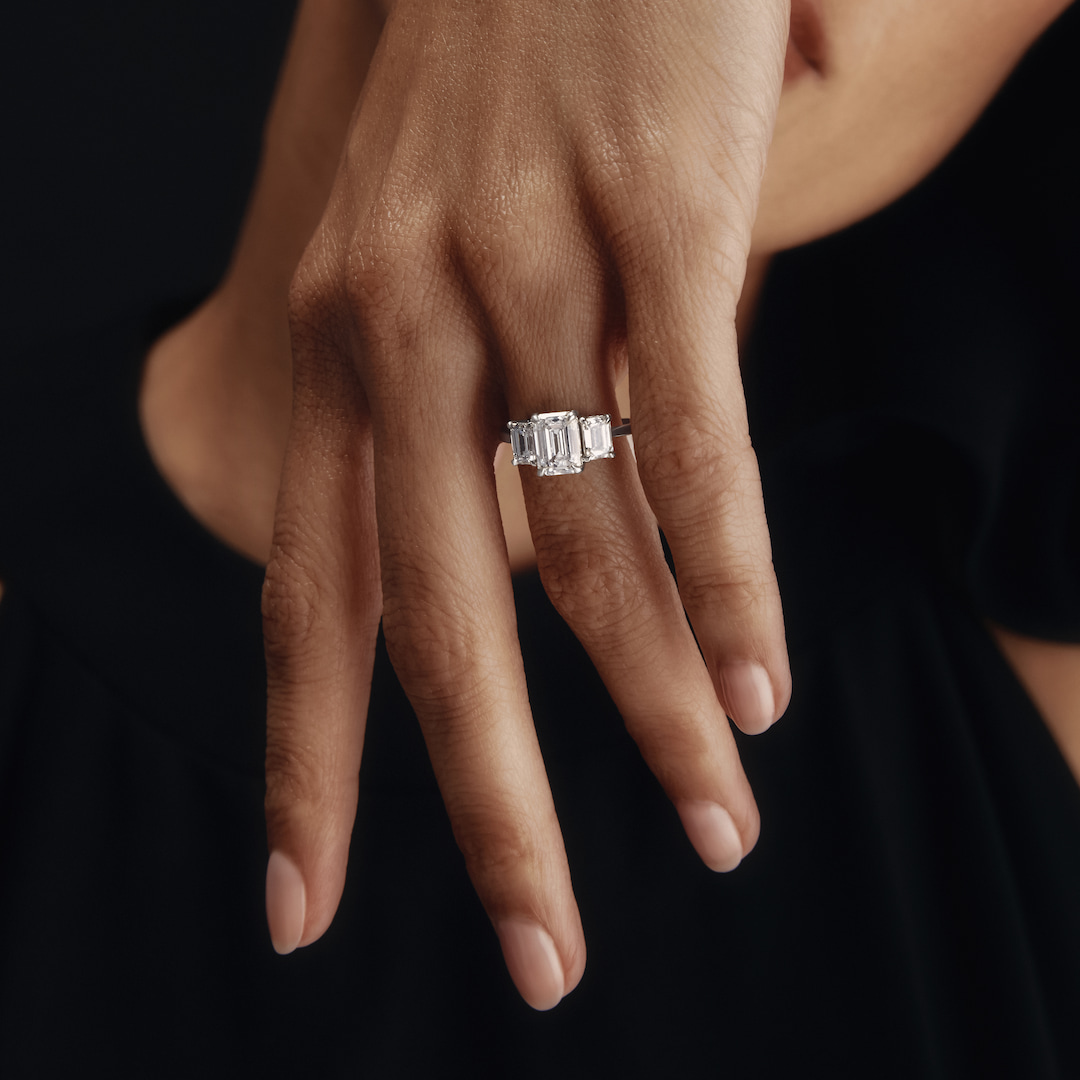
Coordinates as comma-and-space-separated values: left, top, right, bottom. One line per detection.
141, 0, 385, 564
264, 0, 795, 1010
755, 0, 1072, 252
134, 0, 1078, 1008
989, 623, 1080, 784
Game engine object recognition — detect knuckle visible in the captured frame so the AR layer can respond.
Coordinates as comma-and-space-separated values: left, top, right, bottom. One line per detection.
337, 217, 455, 405
677, 213, 748, 300
341, 243, 417, 341
636, 410, 752, 510
454, 212, 567, 323
625, 703, 715, 780
288, 191, 448, 392
677, 561, 771, 620
341, 231, 400, 320
262, 555, 320, 668
264, 732, 359, 843
452, 805, 542, 889
633, 413, 774, 620
380, 581, 489, 716
264, 731, 323, 819
584, 149, 748, 306
579, 110, 670, 208
634, 209, 746, 307
288, 244, 348, 356
452, 198, 509, 280
343, 193, 443, 325
262, 524, 342, 678
534, 533, 647, 641
263, 502, 381, 671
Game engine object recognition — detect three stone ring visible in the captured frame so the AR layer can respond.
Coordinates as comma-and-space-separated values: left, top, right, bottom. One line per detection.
503, 411, 633, 476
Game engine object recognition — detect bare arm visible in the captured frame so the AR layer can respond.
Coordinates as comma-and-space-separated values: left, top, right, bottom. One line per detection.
990, 623, 1080, 786
140, 0, 387, 564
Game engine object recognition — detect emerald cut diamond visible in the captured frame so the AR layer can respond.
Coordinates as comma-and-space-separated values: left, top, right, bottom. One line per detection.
581, 414, 614, 461
505, 408, 626, 475
534, 411, 584, 476
507, 421, 537, 466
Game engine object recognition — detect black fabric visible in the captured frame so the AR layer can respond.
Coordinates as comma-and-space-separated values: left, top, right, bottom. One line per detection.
1, 5, 1079, 1078
742, 47, 1080, 643
1, 1, 299, 356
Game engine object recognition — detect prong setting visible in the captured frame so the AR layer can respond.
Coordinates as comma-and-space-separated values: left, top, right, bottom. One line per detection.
534, 411, 584, 476
508, 420, 537, 466
506, 410, 624, 475
581, 414, 614, 462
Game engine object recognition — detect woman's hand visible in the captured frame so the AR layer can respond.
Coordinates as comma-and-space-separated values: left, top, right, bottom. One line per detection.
263, 0, 792, 1010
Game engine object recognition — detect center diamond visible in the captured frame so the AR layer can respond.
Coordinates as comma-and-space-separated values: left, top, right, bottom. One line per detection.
534, 411, 584, 476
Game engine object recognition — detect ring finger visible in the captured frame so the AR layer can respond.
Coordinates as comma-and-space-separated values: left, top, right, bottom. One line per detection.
499, 280, 760, 871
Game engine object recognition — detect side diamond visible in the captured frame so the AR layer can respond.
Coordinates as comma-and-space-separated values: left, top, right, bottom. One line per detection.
581, 414, 614, 461
508, 421, 537, 466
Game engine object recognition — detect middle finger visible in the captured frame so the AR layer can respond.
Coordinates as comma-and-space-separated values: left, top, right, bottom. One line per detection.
366, 301, 586, 1011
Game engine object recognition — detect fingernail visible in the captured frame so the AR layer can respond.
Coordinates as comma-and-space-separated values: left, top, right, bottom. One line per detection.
676, 800, 744, 873
495, 918, 565, 1011
266, 850, 306, 955
719, 661, 776, 734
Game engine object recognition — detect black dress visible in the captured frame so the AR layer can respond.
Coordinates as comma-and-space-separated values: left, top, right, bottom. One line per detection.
1, 5, 1078, 1077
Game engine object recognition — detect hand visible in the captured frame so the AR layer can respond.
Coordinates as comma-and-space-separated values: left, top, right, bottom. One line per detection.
263, 0, 792, 1011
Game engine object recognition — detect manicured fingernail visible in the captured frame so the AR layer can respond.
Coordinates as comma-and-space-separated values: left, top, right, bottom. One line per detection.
495, 918, 565, 1011
266, 850, 306, 955
676, 800, 744, 872
719, 661, 776, 734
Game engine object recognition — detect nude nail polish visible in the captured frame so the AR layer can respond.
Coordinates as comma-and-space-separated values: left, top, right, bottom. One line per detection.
719, 661, 776, 734
266, 850, 306, 955
676, 800, 744, 873
495, 918, 565, 1011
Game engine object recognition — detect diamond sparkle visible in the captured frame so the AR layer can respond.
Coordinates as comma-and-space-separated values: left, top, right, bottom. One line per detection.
534, 411, 584, 476
581, 414, 614, 461
508, 421, 537, 466
508, 409, 621, 475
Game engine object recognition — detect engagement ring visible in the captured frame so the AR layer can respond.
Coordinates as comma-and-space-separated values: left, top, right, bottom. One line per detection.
503, 411, 631, 476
